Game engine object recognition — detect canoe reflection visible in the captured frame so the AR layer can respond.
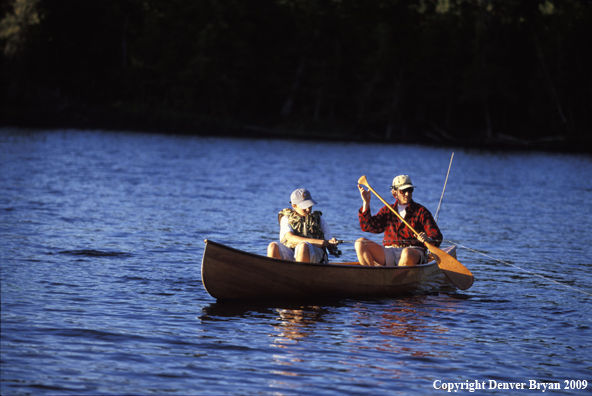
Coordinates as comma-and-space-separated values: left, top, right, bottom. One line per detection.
273, 306, 330, 344
199, 300, 344, 320
272, 295, 464, 351
200, 294, 466, 359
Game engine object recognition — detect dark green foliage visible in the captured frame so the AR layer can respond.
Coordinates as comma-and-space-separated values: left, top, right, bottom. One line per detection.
2, 0, 591, 150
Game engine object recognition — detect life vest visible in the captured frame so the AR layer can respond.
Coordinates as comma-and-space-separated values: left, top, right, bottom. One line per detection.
277, 209, 341, 261
278, 208, 325, 248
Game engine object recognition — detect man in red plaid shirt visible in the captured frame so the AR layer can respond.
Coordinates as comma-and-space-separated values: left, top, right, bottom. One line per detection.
355, 175, 442, 266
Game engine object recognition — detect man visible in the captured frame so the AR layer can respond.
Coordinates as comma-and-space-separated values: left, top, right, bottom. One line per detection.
355, 175, 442, 266
267, 188, 340, 263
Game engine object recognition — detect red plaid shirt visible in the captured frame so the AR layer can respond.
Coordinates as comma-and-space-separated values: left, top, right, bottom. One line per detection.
358, 200, 442, 247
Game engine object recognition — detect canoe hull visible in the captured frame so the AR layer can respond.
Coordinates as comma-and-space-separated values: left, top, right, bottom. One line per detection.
201, 240, 457, 300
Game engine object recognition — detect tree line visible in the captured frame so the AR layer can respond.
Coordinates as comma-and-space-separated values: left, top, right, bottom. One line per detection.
2, 0, 591, 151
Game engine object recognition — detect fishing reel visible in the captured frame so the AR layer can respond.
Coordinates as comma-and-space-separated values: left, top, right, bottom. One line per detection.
328, 245, 342, 258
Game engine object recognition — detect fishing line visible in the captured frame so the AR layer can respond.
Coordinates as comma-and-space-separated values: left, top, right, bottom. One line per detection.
430, 154, 589, 296
445, 239, 592, 297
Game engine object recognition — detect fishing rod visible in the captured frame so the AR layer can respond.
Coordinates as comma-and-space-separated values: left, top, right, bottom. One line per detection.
435, 153, 454, 223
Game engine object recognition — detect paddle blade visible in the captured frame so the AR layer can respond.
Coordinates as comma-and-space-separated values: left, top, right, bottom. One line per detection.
425, 242, 474, 290
358, 175, 369, 187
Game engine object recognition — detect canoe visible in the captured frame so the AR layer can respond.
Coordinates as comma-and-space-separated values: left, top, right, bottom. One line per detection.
201, 240, 460, 300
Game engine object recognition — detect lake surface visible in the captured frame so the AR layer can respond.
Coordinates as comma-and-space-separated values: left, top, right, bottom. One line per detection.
1, 128, 591, 395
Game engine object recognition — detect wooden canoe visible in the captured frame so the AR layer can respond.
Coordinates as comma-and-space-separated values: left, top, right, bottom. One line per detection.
201, 240, 460, 300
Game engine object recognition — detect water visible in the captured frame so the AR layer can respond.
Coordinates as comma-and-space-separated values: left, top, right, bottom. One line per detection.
1, 128, 591, 395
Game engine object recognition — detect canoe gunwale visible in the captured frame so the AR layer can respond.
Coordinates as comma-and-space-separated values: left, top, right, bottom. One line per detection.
203, 239, 444, 269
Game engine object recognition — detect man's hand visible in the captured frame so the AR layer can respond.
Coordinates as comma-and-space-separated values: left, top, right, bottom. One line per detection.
358, 184, 371, 204
417, 232, 433, 244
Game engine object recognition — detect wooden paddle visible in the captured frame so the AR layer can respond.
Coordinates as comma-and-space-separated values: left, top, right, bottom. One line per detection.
357, 175, 474, 290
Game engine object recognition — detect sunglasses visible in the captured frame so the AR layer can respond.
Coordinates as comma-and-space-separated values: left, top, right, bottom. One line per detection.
392, 187, 414, 194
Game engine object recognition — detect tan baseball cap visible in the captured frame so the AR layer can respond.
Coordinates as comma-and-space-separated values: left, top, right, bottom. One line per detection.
392, 175, 416, 190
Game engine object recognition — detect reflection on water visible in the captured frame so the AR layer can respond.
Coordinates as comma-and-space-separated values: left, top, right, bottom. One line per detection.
202, 294, 467, 374
274, 306, 330, 344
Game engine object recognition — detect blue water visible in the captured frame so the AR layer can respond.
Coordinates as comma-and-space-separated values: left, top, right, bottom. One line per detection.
1, 128, 591, 395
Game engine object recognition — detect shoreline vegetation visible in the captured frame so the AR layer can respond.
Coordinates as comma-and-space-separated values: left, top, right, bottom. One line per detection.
2, 0, 591, 153
2, 107, 579, 153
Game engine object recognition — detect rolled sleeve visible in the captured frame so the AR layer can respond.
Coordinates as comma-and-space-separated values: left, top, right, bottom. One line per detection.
358, 206, 390, 234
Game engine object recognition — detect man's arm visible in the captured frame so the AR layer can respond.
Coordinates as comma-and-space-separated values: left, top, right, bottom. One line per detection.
358, 184, 371, 213
418, 208, 443, 247
359, 203, 393, 234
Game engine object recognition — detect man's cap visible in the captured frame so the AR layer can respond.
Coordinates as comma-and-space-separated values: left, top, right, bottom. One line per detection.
290, 188, 318, 209
392, 175, 416, 190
